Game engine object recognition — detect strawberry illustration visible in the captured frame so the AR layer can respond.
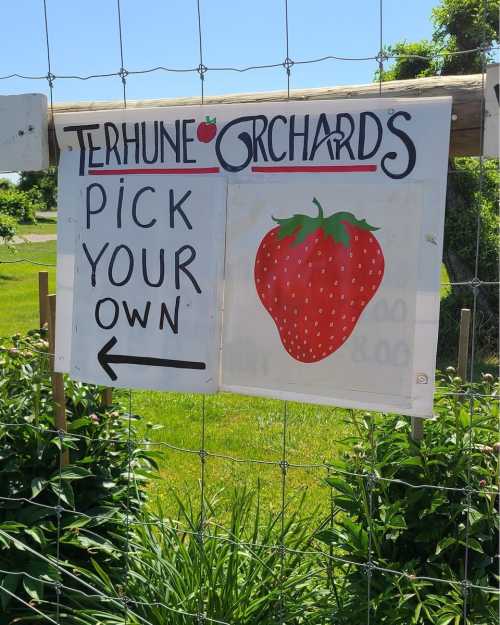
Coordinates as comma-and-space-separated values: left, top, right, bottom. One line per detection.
254, 197, 384, 363
197, 116, 217, 143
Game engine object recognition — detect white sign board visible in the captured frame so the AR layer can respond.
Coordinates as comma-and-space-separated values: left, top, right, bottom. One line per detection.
55, 96, 451, 415
0, 94, 48, 172
485, 63, 499, 158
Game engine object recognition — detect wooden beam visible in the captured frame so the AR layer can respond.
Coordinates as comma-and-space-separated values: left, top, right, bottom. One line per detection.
49, 73, 483, 160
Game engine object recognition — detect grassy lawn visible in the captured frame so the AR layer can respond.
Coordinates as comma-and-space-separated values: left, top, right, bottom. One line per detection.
0, 240, 56, 337
0, 241, 493, 515
130, 389, 348, 516
0, 240, 346, 515
16, 215, 58, 237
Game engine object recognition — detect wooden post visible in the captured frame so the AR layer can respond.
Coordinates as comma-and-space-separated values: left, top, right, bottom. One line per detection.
48, 295, 69, 467
411, 417, 424, 442
457, 308, 471, 382
38, 271, 49, 330
101, 387, 113, 409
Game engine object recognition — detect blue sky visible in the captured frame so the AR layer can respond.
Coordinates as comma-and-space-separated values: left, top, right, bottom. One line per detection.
1, 0, 439, 104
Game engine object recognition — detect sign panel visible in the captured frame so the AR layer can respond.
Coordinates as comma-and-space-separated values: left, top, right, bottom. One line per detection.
55, 96, 451, 415
485, 63, 499, 158
0, 94, 48, 172
222, 182, 428, 414
63, 160, 226, 391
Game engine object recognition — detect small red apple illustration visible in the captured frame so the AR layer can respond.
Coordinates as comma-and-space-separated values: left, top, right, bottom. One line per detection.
197, 116, 217, 143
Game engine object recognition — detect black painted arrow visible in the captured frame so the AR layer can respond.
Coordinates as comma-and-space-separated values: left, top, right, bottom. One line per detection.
98, 336, 206, 381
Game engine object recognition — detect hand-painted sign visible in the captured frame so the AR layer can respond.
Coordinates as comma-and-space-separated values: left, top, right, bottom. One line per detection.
55, 96, 451, 414
0, 94, 48, 172
485, 63, 499, 158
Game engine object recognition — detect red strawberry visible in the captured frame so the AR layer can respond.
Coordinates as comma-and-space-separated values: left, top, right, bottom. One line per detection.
197, 116, 217, 143
254, 197, 384, 363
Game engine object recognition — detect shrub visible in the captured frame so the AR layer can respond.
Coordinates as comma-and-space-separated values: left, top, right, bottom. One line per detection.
0, 188, 42, 224
18, 168, 58, 211
49, 487, 329, 624
0, 329, 158, 621
316, 371, 499, 624
0, 214, 17, 243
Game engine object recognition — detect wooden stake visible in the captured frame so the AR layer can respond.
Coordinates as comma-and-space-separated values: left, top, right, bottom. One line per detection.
411, 417, 424, 442
101, 387, 113, 409
38, 271, 49, 330
48, 295, 69, 467
457, 308, 471, 382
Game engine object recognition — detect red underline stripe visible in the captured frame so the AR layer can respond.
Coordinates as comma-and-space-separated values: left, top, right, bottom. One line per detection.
88, 167, 220, 175
251, 165, 377, 173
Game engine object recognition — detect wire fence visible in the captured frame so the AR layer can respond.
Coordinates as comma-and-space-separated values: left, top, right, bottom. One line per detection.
0, 0, 498, 623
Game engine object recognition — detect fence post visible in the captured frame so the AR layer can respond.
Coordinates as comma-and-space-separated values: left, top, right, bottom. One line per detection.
101, 387, 113, 409
48, 294, 69, 467
411, 417, 424, 442
38, 271, 49, 329
457, 308, 471, 382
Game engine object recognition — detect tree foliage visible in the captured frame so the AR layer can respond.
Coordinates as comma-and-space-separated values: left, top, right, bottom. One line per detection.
379, 0, 499, 81
18, 167, 57, 211
377, 0, 499, 360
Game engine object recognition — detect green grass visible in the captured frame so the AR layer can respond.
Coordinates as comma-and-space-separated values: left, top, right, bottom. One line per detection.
0, 242, 493, 515
16, 215, 58, 237
0, 240, 56, 337
130, 389, 348, 516
17, 223, 57, 236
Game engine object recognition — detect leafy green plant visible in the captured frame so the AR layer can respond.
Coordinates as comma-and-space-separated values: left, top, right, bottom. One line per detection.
0, 214, 17, 244
0, 188, 42, 224
0, 329, 158, 621
19, 168, 58, 212
46, 487, 330, 624
316, 371, 499, 624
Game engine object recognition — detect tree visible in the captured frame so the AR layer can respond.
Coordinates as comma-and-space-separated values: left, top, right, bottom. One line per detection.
378, 0, 499, 363
18, 167, 57, 211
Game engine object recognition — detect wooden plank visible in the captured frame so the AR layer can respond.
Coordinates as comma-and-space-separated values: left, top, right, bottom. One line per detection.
101, 388, 113, 409
0, 94, 49, 172
411, 417, 424, 442
38, 271, 49, 330
457, 308, 471, 382
48, 294, 69, 467
48, 73, 483, 159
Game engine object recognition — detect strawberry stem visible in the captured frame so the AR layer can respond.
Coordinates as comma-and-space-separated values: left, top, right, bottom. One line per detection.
312, 197, 324, 219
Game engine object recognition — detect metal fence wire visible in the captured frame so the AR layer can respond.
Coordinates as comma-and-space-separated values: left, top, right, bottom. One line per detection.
0, 0, 498, 623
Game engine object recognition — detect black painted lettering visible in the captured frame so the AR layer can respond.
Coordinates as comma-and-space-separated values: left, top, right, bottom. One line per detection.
142, 248, 165, 287
160, 120, 181, 163
95, 297, 119, 330
104, 122, 121, 166
215, 116, 254, 172
159, 296, 180, 333
267, 115, 287, 161
62, 124, 99, 175
87, 132, 103, 168
86, 183, 107, 229
116, 177, 125, 229
169, 189, 192, 230
252, 117, 268, 162
289, 115, 309, 161
108, 245, 134, 287
122, 300, 151, 329
122, 122, 140, 164
309, 114, 336, 161
358, 112, 383, 160
142, 121, 159, 164
381, 111, 417, 179
175, 245, 201, 293
334, 113, 355, 160
182, 119, 196, 163
82, 242, 109, 287
132, 187, 156, 228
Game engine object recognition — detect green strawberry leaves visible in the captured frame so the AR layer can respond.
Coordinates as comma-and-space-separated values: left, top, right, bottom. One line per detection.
273, 197, 379, 248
